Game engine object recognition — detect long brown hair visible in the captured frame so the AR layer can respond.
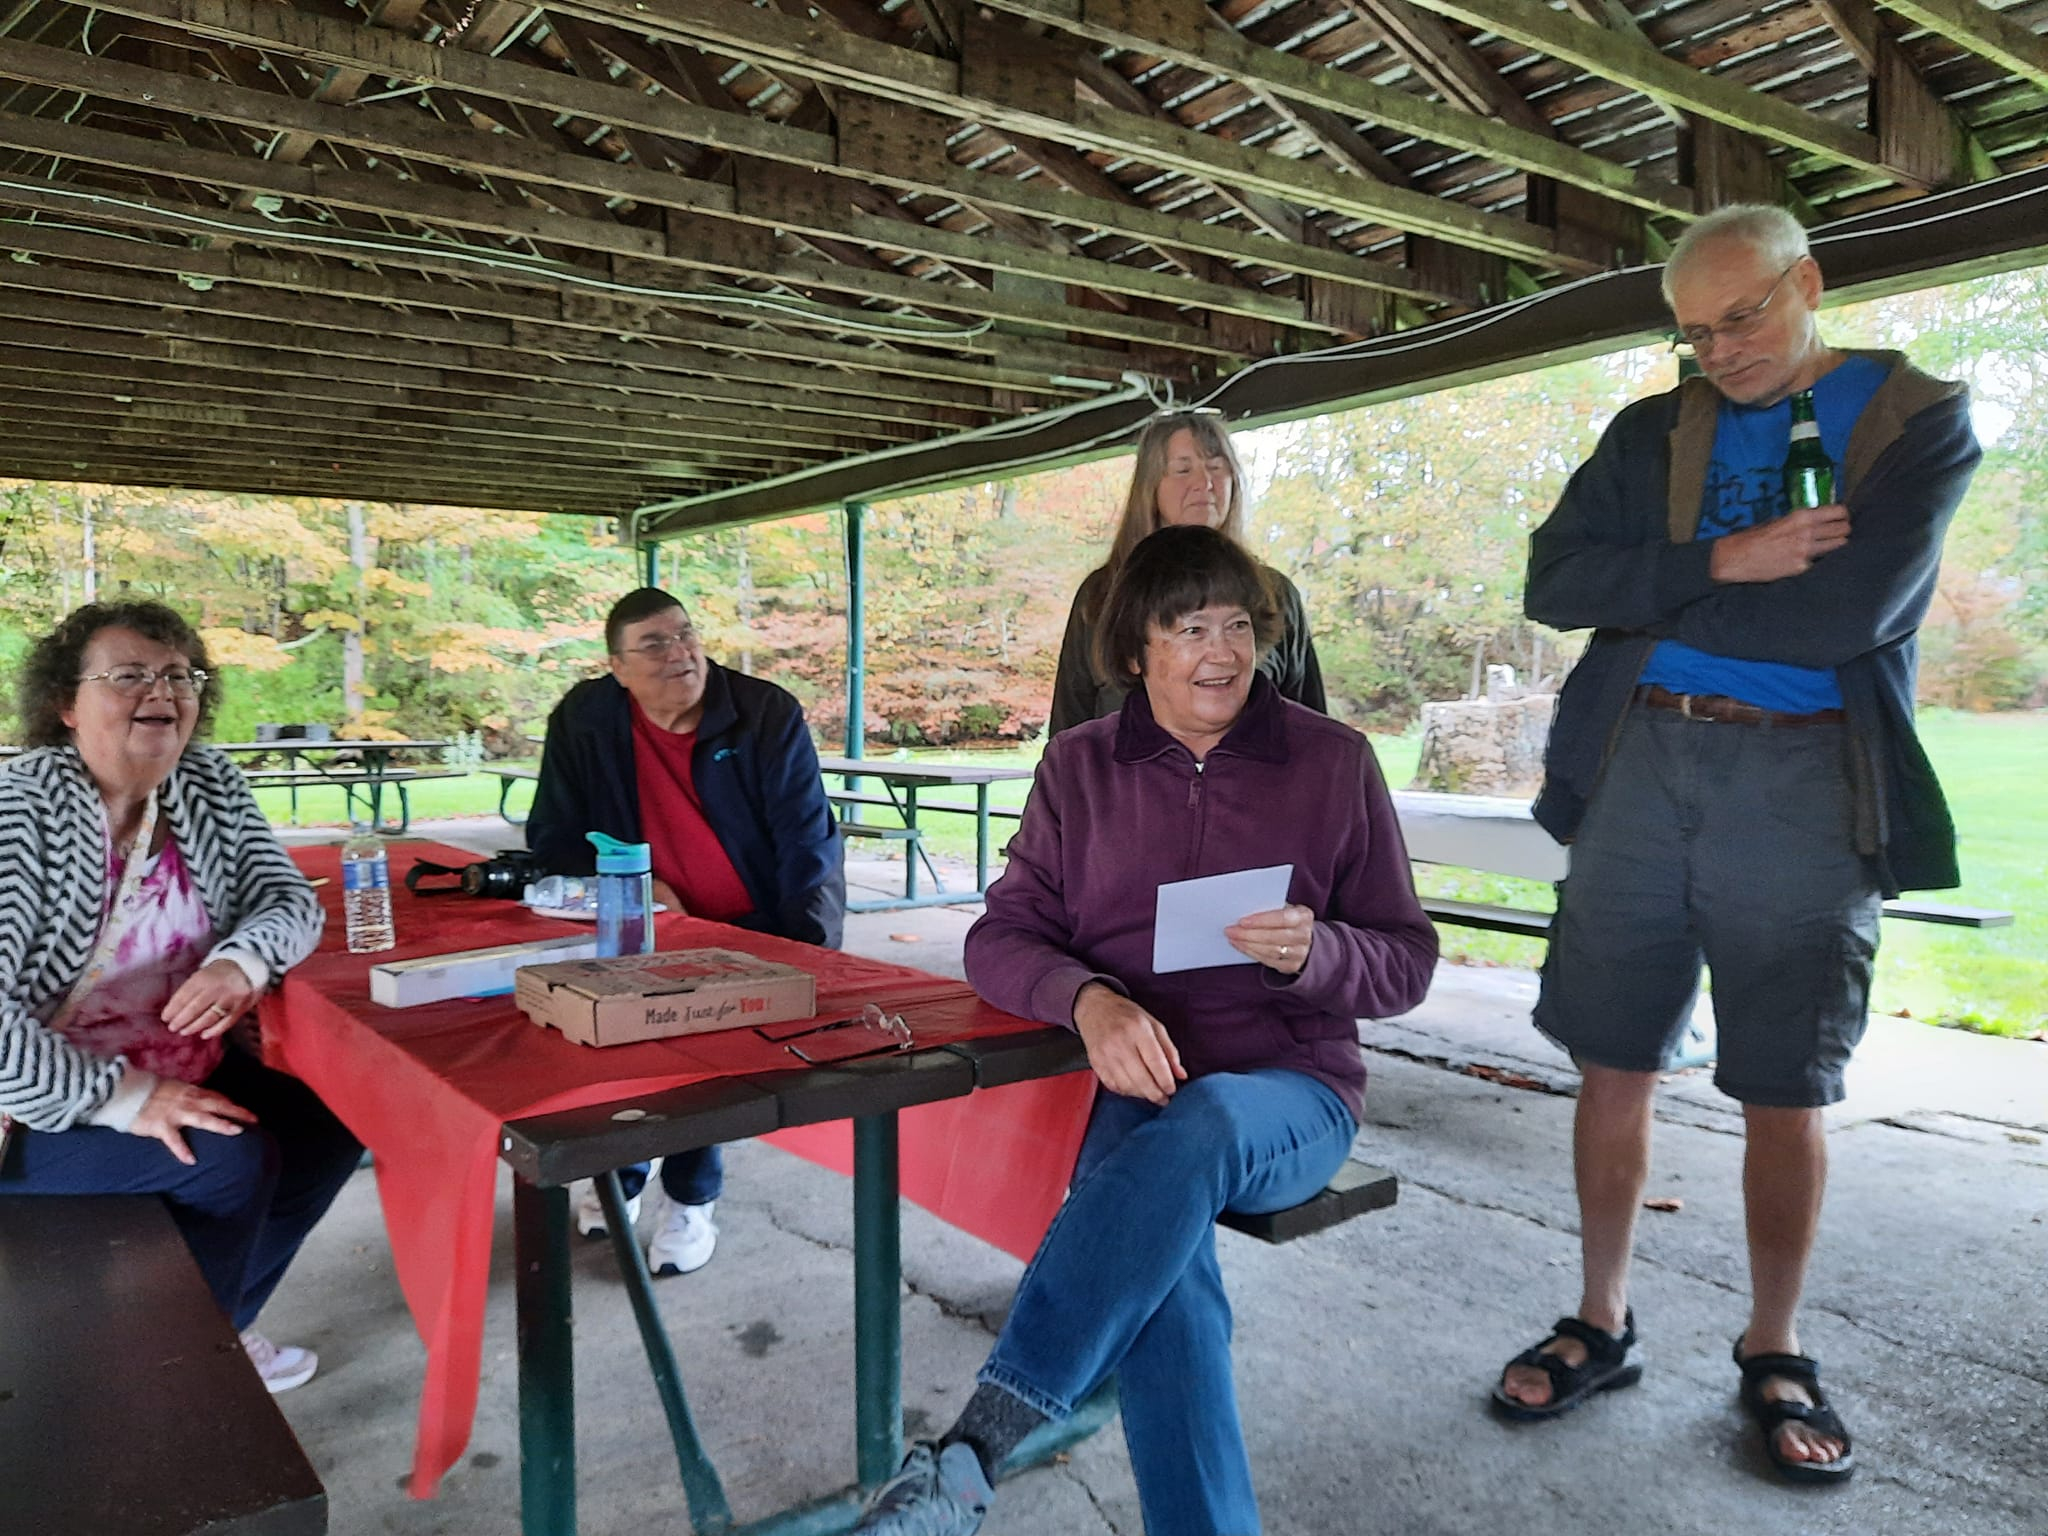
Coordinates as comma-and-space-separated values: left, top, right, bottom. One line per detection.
1090, 413, 1247, 620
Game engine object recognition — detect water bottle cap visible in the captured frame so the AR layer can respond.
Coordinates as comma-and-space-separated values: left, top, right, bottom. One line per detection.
586, 831, 651, 874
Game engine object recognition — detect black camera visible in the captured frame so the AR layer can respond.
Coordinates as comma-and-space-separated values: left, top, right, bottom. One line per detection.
405, 849, 543, 899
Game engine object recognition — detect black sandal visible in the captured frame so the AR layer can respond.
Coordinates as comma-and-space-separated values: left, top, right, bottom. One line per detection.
1491, 1311, 1643, 1421
1732, 1339, 1855, 1484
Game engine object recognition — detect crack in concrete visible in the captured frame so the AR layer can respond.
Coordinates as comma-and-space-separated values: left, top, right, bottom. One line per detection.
749, 1196, 1004, 1332
1057, 1456, 1127, 1534
1877, 1110, 2048, 1140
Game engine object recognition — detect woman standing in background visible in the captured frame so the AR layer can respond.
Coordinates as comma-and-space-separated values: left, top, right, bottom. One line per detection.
1047, 411, 1325, 737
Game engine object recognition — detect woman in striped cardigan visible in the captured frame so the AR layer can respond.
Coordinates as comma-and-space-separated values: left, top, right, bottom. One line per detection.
0, 601, 359, 1393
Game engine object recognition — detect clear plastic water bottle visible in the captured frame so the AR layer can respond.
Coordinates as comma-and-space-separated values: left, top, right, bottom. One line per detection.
587, 832, 654, 958
341, 831, 396, 953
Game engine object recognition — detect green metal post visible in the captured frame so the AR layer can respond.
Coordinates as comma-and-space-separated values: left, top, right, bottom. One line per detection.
515, 1178, 576, 1536
843, 503, 867, 766
643, 541, 660, 588
851, 1112, 902, 1488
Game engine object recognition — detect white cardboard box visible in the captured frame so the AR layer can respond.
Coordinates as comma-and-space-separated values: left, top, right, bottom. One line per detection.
516, 947, 816, 1047
369, 934, 601, 1008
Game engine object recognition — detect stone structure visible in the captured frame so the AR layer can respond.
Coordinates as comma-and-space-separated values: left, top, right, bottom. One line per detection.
1410, 693, 1557, 796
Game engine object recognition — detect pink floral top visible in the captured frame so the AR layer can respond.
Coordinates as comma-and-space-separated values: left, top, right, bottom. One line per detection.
59, 839, 222, 1085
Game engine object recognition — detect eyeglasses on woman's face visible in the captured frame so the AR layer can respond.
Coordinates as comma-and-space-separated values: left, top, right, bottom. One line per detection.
77, 664, 209, 699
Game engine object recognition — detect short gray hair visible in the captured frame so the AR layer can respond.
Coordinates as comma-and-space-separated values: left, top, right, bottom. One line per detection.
1661, 204, 1811, 307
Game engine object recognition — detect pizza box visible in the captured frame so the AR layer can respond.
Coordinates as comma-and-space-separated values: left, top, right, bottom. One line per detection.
515, 946, 816, 1047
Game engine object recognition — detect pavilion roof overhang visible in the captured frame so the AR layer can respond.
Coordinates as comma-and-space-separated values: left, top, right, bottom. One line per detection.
0, 0, 2042, 523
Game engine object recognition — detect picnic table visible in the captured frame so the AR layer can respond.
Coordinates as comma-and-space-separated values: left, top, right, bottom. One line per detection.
1390, 788, 2012, 1063
816, 755, 1035, 912
214, 738, 457, 832
260, 843, 1097, 1534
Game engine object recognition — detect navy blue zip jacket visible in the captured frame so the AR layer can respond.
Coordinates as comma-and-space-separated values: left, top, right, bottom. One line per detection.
527, 664, 845, 948
1526, 351, 1981, 896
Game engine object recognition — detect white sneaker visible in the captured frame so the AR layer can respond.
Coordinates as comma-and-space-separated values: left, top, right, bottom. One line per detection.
647, 1198, 718, 1277
240, 1328, 318, 1394
573, 1178, 642, 1240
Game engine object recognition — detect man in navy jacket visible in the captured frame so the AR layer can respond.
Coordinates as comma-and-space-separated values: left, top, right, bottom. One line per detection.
529, 587, 844, 1273
1492, 206, 1980, 1485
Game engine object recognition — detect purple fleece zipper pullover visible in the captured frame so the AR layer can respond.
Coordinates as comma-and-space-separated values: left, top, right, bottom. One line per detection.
965, 677, 1438, 1123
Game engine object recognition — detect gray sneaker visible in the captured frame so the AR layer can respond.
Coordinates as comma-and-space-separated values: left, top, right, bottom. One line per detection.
853, 1441, 992, 1536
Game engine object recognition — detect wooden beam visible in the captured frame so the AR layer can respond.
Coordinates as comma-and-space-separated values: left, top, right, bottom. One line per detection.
71, 0, 1442, 301
0, 351, 887, 462
1879, 0, 2048, 93
0, 360, 865, 467
0, 202, 1091, 401
1813, 0, 1999, 185
0, 65, 1233, 359
0, 448, 643, 514
1338, 0, 1555, 139
1395, 0, 1894, 179
0, 398, 801, 482
0, 300, 985, 430
535, 0, 1592, 263
0, 419, 705, 490
969, 0, 1692, 217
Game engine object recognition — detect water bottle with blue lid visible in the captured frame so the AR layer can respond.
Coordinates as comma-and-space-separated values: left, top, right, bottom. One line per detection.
587, 831, 655, 958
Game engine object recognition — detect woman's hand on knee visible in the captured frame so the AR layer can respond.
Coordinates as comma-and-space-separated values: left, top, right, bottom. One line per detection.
162, 959, 262, 1038
129, 1080, 257, 1166
1073, 983, 1185, 1105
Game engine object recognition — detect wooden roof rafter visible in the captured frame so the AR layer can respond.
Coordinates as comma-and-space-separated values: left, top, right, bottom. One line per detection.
0, 0, 2038, 518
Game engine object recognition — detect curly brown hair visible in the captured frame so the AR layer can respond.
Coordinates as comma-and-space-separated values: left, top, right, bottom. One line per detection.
18, 601, 219, 748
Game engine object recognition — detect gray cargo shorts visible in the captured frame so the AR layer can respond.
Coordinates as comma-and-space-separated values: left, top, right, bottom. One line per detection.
1533, 706, 1883, 1107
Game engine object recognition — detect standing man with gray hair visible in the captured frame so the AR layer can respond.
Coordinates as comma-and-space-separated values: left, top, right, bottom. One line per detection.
1491, 205, 1981, 1483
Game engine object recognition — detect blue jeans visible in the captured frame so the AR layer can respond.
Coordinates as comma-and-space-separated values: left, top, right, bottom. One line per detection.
979, 1069, 1355, 1536
615, 1144, 723, 1206
1, 1047, 362, 1329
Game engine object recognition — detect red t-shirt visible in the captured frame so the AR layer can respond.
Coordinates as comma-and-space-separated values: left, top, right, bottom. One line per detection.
629, 697, 756, 924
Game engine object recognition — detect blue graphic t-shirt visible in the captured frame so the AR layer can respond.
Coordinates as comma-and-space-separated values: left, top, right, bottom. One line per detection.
1640, 353, 1887, 711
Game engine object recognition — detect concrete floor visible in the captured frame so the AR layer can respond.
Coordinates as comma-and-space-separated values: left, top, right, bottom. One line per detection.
261, 822, 2048, 1536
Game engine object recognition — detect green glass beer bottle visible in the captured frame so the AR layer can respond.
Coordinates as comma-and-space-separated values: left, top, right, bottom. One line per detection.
1782, 389, 1835, 509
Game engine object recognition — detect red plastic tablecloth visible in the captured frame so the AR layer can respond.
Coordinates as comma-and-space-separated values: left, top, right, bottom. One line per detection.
261, 844, 1093, 1498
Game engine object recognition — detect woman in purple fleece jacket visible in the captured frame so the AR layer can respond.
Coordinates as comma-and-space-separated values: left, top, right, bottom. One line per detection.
853, 527, 1438, 1536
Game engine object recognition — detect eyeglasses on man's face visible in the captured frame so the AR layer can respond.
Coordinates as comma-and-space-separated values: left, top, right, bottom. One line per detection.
78, 665, 210, 698
618, 627, 698, 660
1670, 261, 1802, 359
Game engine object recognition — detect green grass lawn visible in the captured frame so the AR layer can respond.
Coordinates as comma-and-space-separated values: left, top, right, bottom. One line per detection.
259, 712, 2044, 1039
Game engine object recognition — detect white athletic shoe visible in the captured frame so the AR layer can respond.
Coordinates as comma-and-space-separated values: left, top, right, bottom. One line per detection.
646, 1198, 718, 1277
240, 1328, 318, 1394
573, 1178, 642, 1240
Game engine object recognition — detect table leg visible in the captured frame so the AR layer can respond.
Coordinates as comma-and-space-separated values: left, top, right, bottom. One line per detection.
515, 1177, 576, 1536
599, 1172, 734, 1533
901, 789, 919, 902
851, 1113, 902, 1488
974, 786, 991, 894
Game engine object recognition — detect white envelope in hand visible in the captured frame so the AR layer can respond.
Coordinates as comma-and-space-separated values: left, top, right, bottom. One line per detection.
1152, 864, 1294, 974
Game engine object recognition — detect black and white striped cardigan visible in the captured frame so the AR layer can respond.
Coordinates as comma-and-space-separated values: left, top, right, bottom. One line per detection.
0, 744, 325, 1132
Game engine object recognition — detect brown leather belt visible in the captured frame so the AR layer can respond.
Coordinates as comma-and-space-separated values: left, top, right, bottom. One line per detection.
1636, 684, 1844, 728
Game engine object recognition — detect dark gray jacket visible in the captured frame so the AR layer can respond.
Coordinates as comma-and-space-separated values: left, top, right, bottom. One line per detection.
1526, 351, 1982, 895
